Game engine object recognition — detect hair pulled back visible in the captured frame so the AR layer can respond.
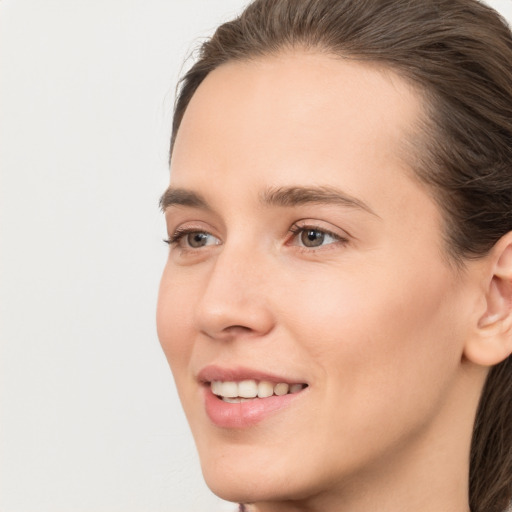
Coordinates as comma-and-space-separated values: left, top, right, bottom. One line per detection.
170, 1, 512, 511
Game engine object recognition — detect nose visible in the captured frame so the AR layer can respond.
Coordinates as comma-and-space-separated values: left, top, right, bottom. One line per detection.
193, 246, 275, 341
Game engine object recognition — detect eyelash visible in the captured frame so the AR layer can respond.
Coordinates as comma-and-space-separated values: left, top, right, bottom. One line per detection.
164, 227, 200, 245
163, 224, 348, 249
163, 226, 218, 248
287, 224, 347, 249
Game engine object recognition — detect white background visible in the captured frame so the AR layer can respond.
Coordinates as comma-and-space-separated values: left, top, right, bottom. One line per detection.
1, 1, 511, 511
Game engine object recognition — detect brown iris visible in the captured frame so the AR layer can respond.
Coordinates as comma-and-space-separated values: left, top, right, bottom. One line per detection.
187, 232, 209, 248
301, 229, 326, 248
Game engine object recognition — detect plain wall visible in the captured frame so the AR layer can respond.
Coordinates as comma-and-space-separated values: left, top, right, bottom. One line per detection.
1, 1, 511, 511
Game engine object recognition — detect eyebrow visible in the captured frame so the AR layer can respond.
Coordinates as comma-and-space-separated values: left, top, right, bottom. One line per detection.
260, 185, 379, 216
159, 188, 211, 212
159, 185, 378, 217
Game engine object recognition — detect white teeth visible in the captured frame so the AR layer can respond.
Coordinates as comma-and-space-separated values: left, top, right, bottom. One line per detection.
222, 397, 253, 403
222, 397, 240, 404
257, 381, 274, 398
211, 381, 222, 395
221, 381, 238, 398
274, 383, 289, 396
211, 380, 306, 399
238, 380, 258, 398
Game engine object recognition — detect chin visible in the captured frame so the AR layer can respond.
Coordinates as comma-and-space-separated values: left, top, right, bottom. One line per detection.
197, 441, 325, 506
203, 469, 296, 506
204, 475, 265, 505
199, 449, 278, 502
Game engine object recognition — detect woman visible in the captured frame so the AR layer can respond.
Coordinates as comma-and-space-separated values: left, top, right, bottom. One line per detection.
157, 1, 512, 511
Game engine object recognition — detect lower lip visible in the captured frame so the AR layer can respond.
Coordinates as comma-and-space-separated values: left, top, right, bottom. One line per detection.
203, 386, 304, 428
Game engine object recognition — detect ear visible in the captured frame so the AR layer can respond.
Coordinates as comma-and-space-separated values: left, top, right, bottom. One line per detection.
464, 232, 512, 367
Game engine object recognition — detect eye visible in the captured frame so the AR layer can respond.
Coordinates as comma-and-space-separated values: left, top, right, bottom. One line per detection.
302, 229, 330, 247
165, 228, 221, 249
183, 232, 219, 248
289, 225, 345, 249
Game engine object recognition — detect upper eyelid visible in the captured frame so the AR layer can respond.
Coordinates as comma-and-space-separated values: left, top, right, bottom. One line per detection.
290, 220, 352, 240
289, 225, 341, 238
287, 226, 348, 250
167, 226, 219, 244
166, 218, 219, 235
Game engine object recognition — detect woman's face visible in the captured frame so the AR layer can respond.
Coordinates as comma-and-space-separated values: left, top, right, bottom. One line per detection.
157, 53, 477, 506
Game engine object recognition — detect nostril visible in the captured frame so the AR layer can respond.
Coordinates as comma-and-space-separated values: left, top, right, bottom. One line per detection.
226, 325, 253, 333
202, 324, 258, 341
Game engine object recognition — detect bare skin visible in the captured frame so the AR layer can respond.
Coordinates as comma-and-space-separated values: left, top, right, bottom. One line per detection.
157, 52, 512, 512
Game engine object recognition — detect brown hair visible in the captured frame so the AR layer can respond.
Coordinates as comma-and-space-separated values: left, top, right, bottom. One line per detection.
169, 1, 512, 510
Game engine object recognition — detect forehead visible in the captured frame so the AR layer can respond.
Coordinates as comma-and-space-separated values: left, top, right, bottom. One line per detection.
171, 51, 423, 186
170, 52, 431, 229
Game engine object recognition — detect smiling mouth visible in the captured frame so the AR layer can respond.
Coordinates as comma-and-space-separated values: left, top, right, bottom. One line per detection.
210, 379, 308, 403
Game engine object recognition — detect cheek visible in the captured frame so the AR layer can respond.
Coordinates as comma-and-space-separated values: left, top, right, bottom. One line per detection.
156, 266, 196, 376
288, 256, 463, 358
282, 262, 464, 430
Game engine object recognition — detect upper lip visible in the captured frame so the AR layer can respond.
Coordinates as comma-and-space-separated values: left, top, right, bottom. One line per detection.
197, 365, 308, 385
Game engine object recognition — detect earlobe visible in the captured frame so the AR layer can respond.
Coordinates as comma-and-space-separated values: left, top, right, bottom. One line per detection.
464, 233, 512, 367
